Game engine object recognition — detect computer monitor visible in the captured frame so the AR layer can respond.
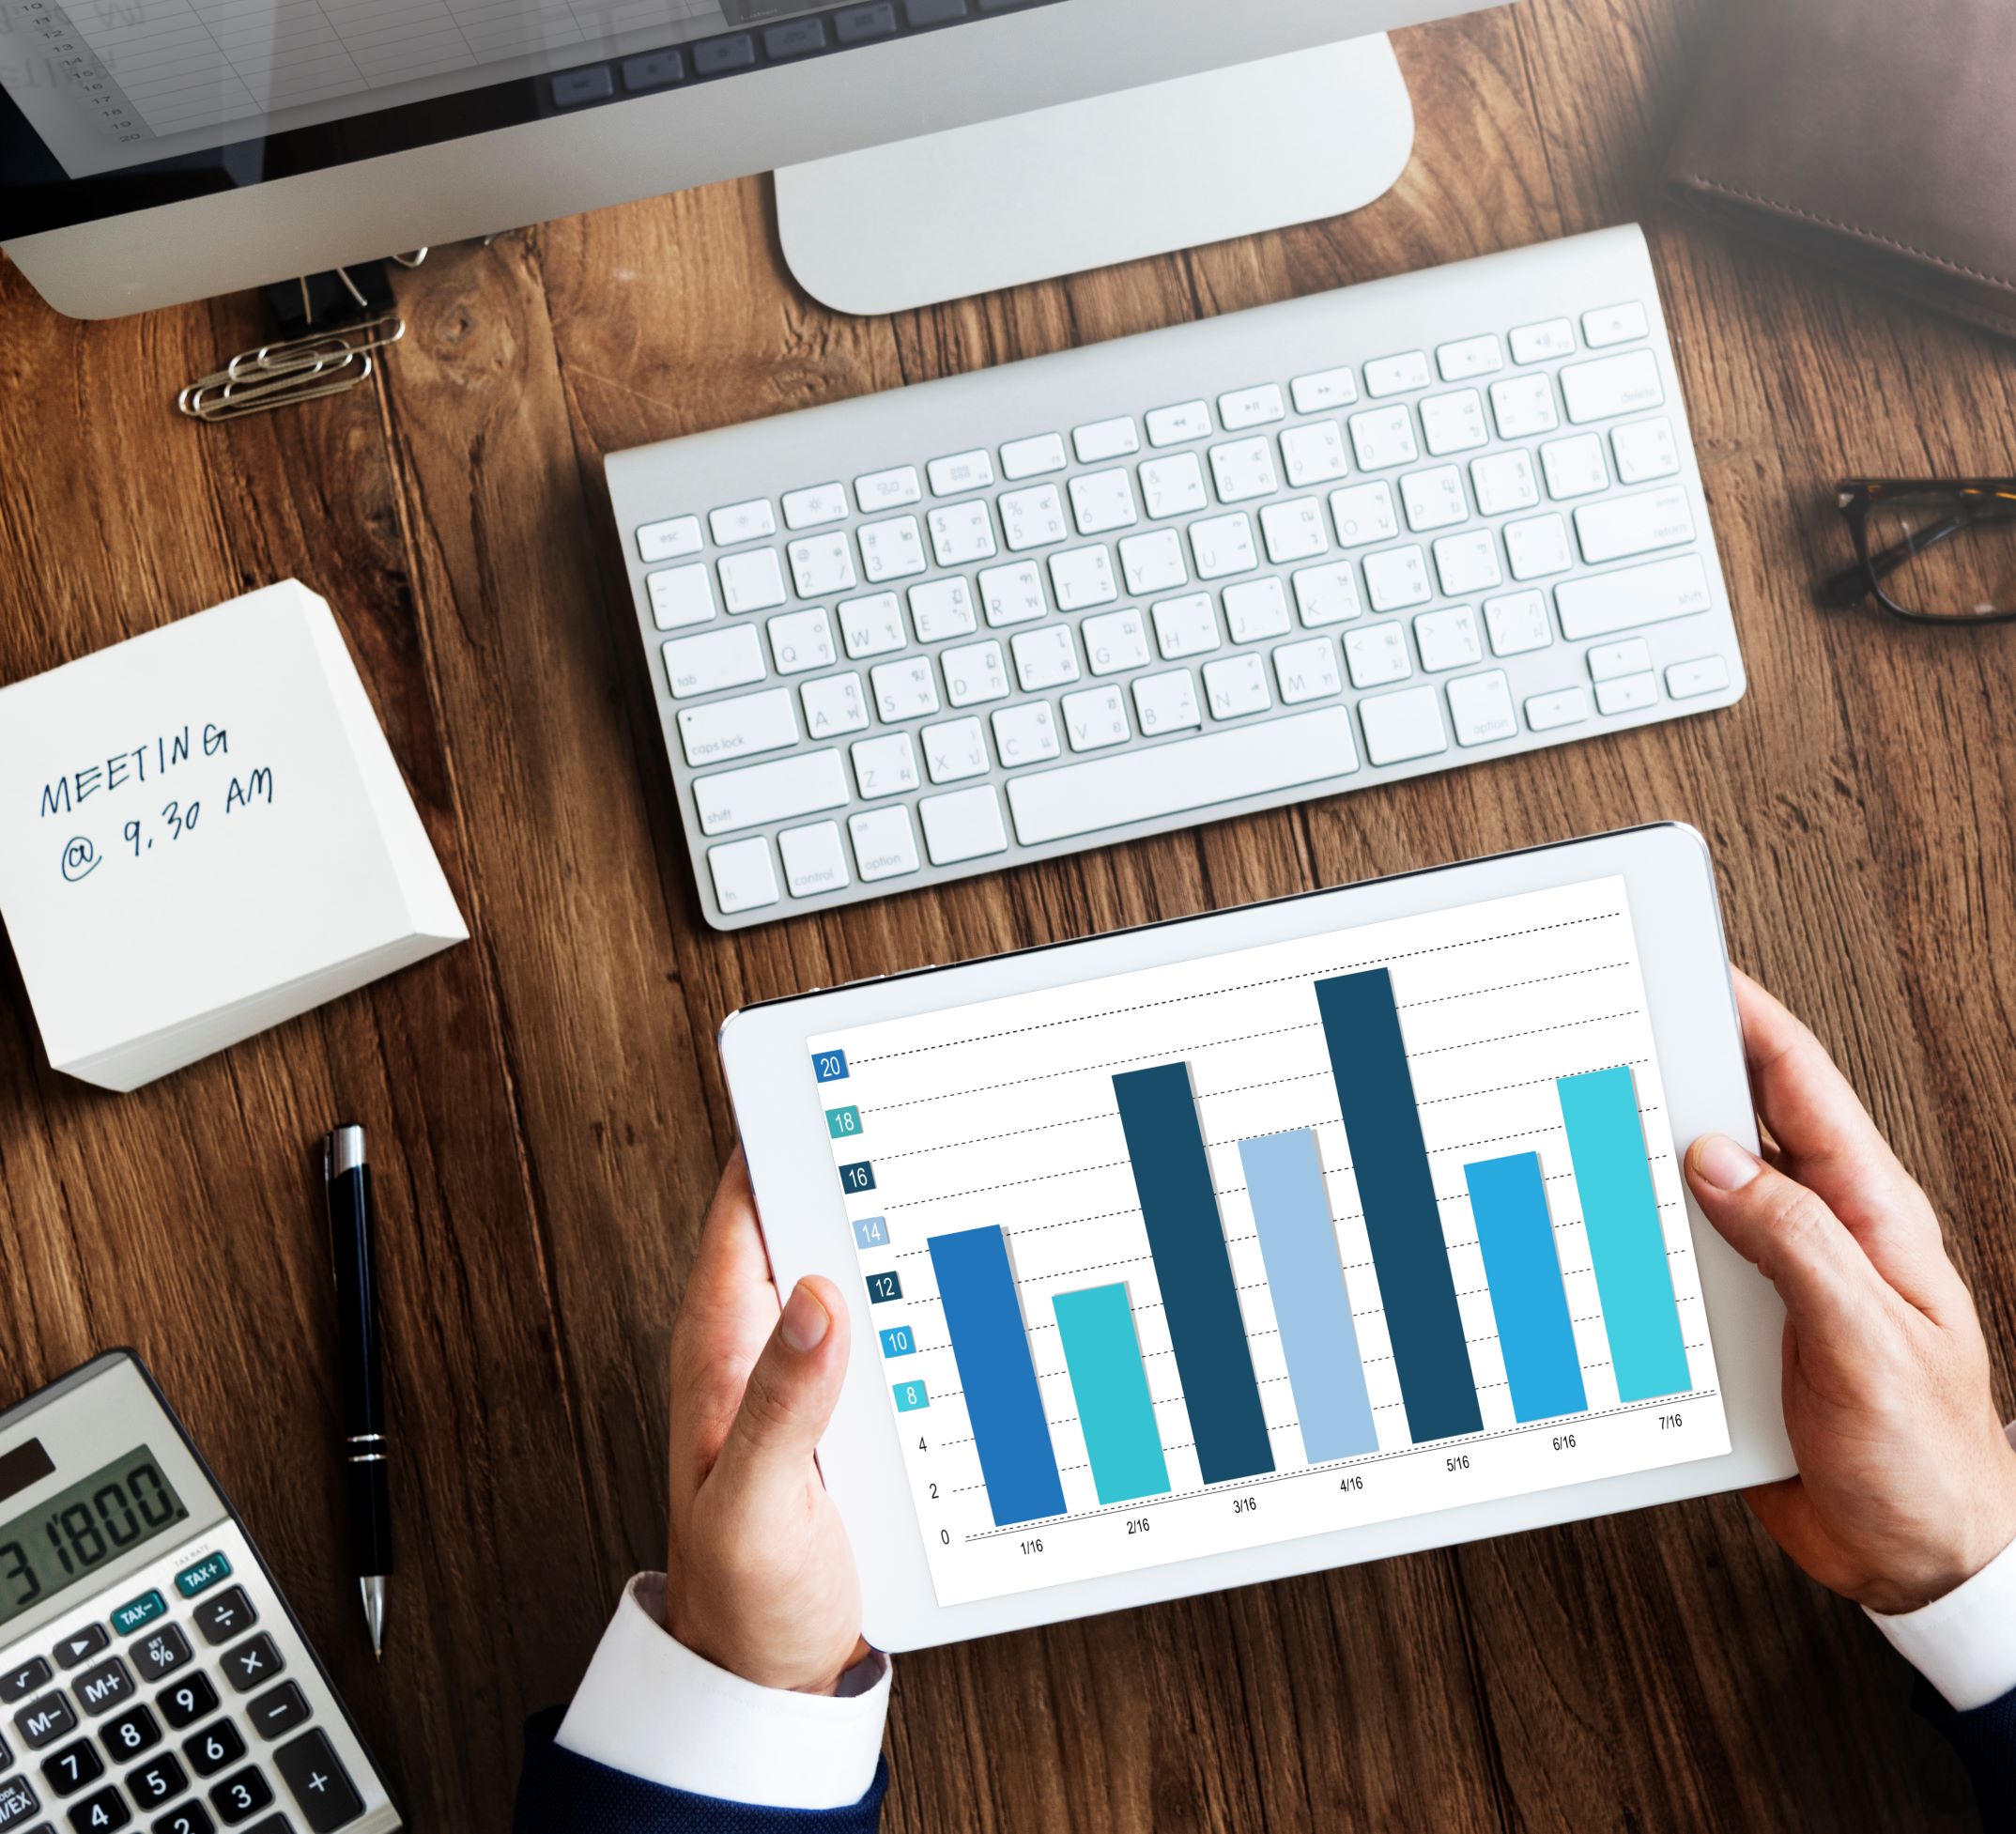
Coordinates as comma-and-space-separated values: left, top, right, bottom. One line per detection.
1, 0, 1495, 321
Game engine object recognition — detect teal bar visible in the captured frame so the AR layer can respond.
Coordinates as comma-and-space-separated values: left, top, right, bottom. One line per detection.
1556, 1066, 1692, 1402
1053, 1284, 1172, 1506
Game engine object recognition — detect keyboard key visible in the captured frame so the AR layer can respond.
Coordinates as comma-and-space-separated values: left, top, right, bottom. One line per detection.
68, 1782, 127, 1829
663, 624, 766, 699
779, 822, 851, 898
928, 501, 997, 566
637, 516, 702, 563
694, 749, 849, 835
999, 433, 1068, 479
99, 1706, 158, 1764
717, 548, 787, 614
833, 1, 897, 40
1188, 514, 1257, 580
72, 1661, 132, 1718
1525, 686, 1591, 731
1005, 707, 1359, 845
1010, 626, 1080, 692
990, 701, 1060, 766
272, 1729, 363, 1834
1068, 469, 1138, 536
152, 1804, 214, 1834
217, 1639, 280, 1699
128, 1628, 191, 1687
0, 1661, 49, 1706
1071, 417, 1140, 463
1420, 390, 1488, 456
1470, 450, 1540, 517
1540, 432, 1609, 501
1484, 590, 1553, 656
1364, 352, 1431, 397
16, 1694, 77, 1749
787, 532, 857, 597
1555, 553, 1715, 640
677, 686, 798, 767
208, 1765, 271, 1825
1510, 317, 1577, 364
1503, 514, 1574, 581
1218, 384, 1285, 430
1344, 623, 1411, 688
707, 835, 778, 916
1061, 685, 1132, 748
855, 465, 921, 513
1117, 529, 1187, 596
1146, 401, 1212, 447
1131, 670, 1201, 734
920, 717, 990, 784
927, 449, 994, 497
126, 1754, 185, 1811
1139, 453, 1208, 520
1360, 685, 1450, 766
1561, 349, 1664, 424
781, 483, 849, 530
1575, 485, 1696, 564
1259, 498, 1329, 564
1400, 466, 1468, 533
1081, 609, 1150, 676
693, 33, 753, 74
998, 485, 1069, 552
941, 640, 1010, 706
1328, 482, 1399, 548
1587, 638, 1654, 682
1222, 578, 1291, 645
802, 671, 870, 737
767, 606, 839, 673
1595, 671, 1660, 716
1348, 406, 1419, 471
157, 1675, 218, 1734
1273, 637, 1343, 705
648, 563, 716, 631
54, 1633, 109, 1673
1583, 301, 1650, 347
1612, 416, 1682, 485
1434, 530, 1502, 597
918, 786, 1008, 864
907, 578, 977, 643
1447, 670, 1519, 747
1362, 547, 1432, 612
1291, 562, 1362, 627
1048, 546, 1117, 609
42, 1736, 102, 1794
183, 1721, 243, 1780
905, 0, 967, 23
0, 1775, 31, 1828
851, 732, 921, 798
1667, 655, 1731, 700
1291, 366, 1357, 413
1490, 373, 1559, 440
1437, 334, 1503, 380
1208, 438, 1278, 504
709, 499, 776, 546
1414, 605, 1485, 674
1151, 593, 1220, 660
977, 562, 1048, 627
858, 516, 928, 582
838, 592, 906, 659
848, 806, 921, 881
1279, 421, 1349, 488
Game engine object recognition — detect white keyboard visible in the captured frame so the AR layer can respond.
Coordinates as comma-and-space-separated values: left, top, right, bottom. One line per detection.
606, 225, 1745, 930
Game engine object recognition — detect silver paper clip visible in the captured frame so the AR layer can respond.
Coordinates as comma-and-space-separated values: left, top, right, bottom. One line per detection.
177, 311, 406, 424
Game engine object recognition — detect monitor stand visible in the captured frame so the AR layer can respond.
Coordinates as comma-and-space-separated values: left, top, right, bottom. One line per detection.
775, 34, 1415, 319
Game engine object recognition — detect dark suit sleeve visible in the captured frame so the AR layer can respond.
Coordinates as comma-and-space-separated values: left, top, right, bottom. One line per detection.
1919, 1679, 2016, 1824
515, 1709, 886, 1834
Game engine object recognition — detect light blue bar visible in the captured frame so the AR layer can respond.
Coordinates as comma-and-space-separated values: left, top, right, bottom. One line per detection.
1556, 1067, 1692, 1403
1463, 1152, 1588, 1423
1052, 1284, 1171, 1506
1237, 1130, 1379, 1463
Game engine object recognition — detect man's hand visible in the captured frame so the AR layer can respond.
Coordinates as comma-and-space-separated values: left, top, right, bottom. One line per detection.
1685, 969, 2016, 1616
663, 1148, 870, 1693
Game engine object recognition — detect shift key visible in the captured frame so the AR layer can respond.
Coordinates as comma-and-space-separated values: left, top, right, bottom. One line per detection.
1555, 554, 1714, 640
694, 749, 849, 835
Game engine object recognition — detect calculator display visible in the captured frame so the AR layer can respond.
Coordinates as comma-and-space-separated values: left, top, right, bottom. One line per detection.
0, 1444, 189, 1628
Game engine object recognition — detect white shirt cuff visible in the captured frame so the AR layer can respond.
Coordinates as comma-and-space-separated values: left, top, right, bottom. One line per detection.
1866, 1422, 2016, 1712
555, 1574, 890, 1810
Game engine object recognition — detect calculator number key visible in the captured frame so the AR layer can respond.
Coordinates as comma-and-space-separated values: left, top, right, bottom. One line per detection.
192, 1595, 255, 1651
158, 1676, 217, 1734
42, 1735, 103, 1795
128, 1753, 186, 1810
208, 1765, 272, 1826
152, 1805, 214, 1834
67, 1783, 130, 1830
243, 1687, 307, 1745
183, 1722, 243, 1780
273, 1730, 363, 1834
130, 1629, 191, 1687
99, 1706, 159, 1763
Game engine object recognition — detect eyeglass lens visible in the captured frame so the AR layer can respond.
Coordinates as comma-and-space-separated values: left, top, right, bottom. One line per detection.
1865, 490, 2016, 620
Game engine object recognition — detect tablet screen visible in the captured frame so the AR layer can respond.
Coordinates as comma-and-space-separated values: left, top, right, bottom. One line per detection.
808, 875, 1731, 1608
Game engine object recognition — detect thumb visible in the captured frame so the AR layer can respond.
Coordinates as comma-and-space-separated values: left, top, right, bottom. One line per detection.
711, 1277, 851, 1508
1685, 1133, 1883, 1327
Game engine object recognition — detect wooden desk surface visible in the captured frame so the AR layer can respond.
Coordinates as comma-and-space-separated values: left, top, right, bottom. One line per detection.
3, 1, 2012, 1826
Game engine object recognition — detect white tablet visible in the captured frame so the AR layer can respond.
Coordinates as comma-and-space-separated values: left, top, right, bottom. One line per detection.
722, 824, 1793, 1652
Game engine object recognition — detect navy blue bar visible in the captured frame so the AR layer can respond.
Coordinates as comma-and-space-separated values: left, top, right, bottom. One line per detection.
1111, 1063, 1274, 1485
1315, 970, 1484, 1443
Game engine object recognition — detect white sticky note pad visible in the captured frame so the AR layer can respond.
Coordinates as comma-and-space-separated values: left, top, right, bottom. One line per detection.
0, 580, 468, 1090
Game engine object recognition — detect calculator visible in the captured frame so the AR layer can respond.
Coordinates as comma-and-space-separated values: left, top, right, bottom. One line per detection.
0, 1352, 399, 1834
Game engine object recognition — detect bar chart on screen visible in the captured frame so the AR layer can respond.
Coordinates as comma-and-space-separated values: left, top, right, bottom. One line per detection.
810, 876, 1731, 1607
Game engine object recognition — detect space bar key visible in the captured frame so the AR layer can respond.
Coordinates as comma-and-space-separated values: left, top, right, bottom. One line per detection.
1006, 708, 1362, 847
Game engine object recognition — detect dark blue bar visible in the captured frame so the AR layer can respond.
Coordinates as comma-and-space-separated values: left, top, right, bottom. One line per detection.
926, 1225, 1066, 1527
1112, 1063, 1274, 1485
1315, 970, 1484, 1443
1464, 1152, 1589, 1423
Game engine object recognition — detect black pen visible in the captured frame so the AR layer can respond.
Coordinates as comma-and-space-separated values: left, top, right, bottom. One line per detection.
322, 1123, 393, 1660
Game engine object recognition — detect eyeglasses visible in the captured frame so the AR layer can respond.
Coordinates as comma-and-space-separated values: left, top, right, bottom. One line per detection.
1823, 480, 2016, 624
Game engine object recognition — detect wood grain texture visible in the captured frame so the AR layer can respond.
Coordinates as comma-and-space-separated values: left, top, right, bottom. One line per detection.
2, 0, 2011, 1826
